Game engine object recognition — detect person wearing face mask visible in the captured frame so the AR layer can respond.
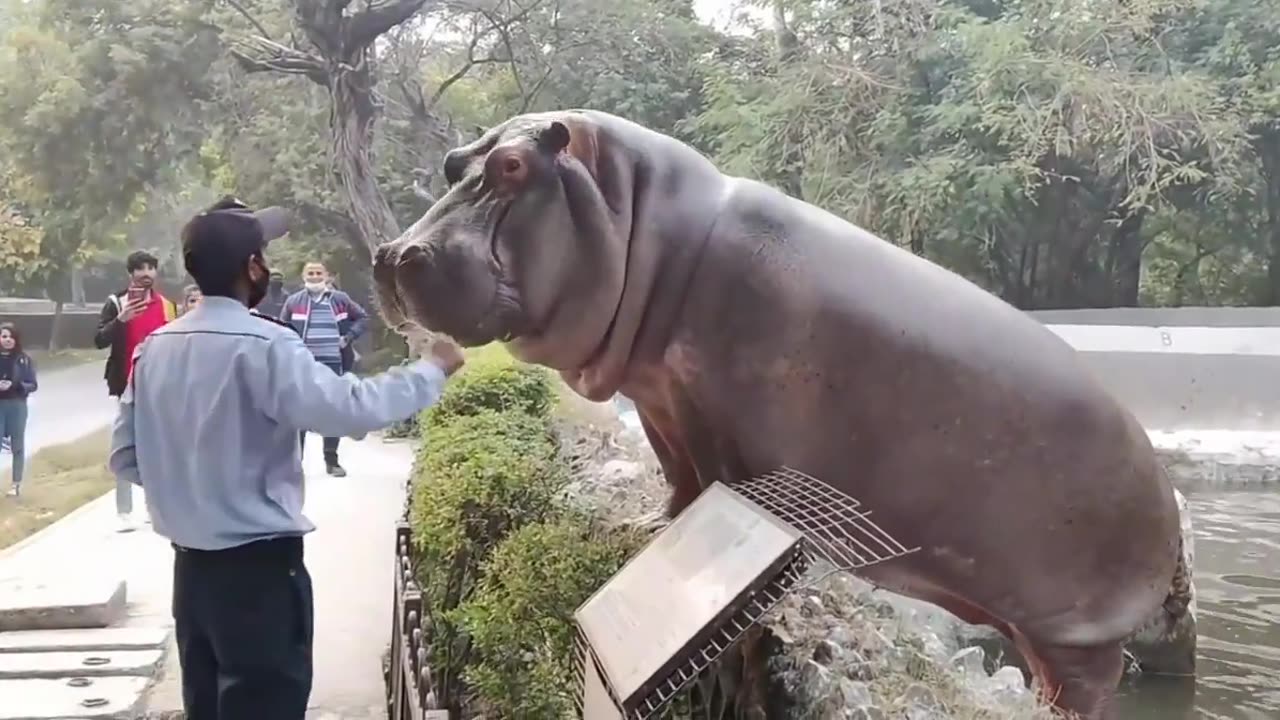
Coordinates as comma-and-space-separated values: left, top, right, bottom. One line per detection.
278, 260, 369, 477
0, 323, 37, 497
108, 196, 464, 720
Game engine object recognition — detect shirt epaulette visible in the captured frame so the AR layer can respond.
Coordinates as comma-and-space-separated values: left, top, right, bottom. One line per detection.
251, 311, 293, 330
252, 310, 303, 336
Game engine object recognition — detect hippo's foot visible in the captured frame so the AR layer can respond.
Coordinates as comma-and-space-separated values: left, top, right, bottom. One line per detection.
1023, 640, 1125, 720
664, 482, 703, 517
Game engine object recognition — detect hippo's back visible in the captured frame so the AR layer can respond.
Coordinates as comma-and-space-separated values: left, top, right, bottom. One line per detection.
683, 177, 1182, 645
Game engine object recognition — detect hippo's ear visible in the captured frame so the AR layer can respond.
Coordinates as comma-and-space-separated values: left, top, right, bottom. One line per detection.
549, 115, 601, 183
538, 121, 572, 154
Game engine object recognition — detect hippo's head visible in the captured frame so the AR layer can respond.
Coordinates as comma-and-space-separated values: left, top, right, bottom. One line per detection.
374, 111, 631, 390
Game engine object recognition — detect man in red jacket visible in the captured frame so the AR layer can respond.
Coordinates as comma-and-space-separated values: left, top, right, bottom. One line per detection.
94, 250, 177, 531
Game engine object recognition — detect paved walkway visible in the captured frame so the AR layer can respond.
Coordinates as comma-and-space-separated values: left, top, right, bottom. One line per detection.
1, 432, 414, 719
0, 361, 116, 473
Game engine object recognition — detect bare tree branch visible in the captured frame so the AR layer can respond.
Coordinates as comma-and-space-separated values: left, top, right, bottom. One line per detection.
295, 200, 365, 255
345, 0, 437, 51
428, 28, 504, 106
221, 0, 275, 41
411, 168, 438, 203
229, 37, 327, 84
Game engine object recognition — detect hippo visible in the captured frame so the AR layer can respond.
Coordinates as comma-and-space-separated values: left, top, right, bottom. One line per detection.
372, 110, 1185, 719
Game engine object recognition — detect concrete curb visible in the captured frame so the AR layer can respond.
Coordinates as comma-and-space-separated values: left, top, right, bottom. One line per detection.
0, 489, 115, 560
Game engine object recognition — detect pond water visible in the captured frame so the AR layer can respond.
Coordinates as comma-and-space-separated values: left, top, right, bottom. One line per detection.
1116, 490, 1280, 720
610, 398, 1280, 718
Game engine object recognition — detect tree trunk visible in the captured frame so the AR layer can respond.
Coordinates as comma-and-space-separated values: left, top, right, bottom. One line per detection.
70, 266, 85, 306
330, 58, 401, 261
1259, 130, 1280, 306
49, 300, 65, 352
770, 0, 805, 201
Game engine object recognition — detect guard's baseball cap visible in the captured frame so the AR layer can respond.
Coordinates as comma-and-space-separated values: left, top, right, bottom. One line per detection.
182, 197, 290, 287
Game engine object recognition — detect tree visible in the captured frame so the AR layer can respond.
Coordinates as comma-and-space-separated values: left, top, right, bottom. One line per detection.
690, 0, 1253, 308
0, 0, 220, 345
217, 0, 445, 259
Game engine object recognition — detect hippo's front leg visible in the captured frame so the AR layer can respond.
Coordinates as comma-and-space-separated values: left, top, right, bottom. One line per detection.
637, 411, 702, 517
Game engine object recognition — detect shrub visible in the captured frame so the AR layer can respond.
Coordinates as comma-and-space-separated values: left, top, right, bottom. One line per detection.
409, 355, 563, 710
403, 341, 634, 717
425, 359, 555, 426
459, 514, 646, 718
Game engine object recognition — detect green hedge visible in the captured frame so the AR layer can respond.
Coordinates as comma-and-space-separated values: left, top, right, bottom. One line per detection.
459, 515, 645, 718
425, 361, 555, 425
408, 345, 638, 718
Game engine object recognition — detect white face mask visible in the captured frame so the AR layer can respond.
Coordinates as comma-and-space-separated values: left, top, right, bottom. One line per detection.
304, 281, 327, 294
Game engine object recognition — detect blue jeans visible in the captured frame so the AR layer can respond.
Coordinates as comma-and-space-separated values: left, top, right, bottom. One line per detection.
114, 397, 133, 515
0, 398, 28, 488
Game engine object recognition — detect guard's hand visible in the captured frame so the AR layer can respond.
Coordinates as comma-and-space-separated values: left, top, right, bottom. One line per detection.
399, 324, 465, 377
117, 298, 148, 323
426, 336, 465, 377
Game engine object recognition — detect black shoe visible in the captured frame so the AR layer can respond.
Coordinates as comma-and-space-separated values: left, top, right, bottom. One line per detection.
326, 463, 347, 478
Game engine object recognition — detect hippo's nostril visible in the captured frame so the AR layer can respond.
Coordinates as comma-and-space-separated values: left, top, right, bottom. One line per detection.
397, 243, 427, 268
373, 243, 400, 269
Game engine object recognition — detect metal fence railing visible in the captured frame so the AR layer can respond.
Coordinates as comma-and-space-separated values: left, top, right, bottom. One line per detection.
386, 521, 447, 720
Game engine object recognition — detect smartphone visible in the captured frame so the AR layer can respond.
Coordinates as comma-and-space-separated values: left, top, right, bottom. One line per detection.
127, 286, 147, 304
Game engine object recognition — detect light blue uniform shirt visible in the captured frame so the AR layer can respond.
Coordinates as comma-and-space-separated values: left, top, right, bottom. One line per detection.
108, 296, 446, 551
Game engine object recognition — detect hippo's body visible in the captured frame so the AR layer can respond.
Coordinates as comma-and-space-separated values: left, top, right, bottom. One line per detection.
373, 110, 1184, 719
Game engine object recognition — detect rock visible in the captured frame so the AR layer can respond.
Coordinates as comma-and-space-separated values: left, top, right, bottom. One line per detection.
813, 639, 843, 665
599, 459, 641, 483
989, 665, 1028, 700
576, 413, 1053, 719
949, 646, 986, 677
839, 678, 873, 707
802, 595, 825, 617
900, 682, 944, 720
799, 659, 835, 699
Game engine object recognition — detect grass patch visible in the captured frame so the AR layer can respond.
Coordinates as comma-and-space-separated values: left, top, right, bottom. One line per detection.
28, 348, 107, 372
0, 428, 112, 550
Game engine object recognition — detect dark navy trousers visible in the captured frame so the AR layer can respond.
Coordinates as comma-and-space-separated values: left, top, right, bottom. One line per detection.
172, 536, 313, 720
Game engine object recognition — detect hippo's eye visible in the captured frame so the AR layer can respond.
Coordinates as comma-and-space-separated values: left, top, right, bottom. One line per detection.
483, 144, 531, 194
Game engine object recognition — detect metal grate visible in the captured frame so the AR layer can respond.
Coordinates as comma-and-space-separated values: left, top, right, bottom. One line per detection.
629, 554, 810, 720
576, 467, 921, 720
731, 467, 920, 571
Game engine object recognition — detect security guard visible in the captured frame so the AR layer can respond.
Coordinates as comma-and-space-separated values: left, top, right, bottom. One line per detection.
108, 196, 464, 720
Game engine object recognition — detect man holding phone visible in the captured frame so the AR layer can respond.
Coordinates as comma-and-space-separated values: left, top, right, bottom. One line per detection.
95, 250, 177, 531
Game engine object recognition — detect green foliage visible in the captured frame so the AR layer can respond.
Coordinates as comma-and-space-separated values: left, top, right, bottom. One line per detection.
405, 344, 642, 715
691, 0, 1280, 304
407, 348, 579, 711
0, 0, 219, 302
412, 410, 565, 585
425, 360, 555, 426
459, 515, 645, 718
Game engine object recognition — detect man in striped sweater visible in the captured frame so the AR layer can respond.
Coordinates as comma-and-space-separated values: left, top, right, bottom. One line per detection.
280, 260, 369, 476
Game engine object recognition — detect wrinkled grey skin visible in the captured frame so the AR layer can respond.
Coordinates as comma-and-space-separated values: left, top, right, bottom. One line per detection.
373, 110, 1183, 720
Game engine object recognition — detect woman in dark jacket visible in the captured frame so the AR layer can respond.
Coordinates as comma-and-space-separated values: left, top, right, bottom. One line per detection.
0, 323, 37, 496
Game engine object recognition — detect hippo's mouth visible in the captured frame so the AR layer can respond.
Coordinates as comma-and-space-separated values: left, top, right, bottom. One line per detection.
373, 242, 528, 348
